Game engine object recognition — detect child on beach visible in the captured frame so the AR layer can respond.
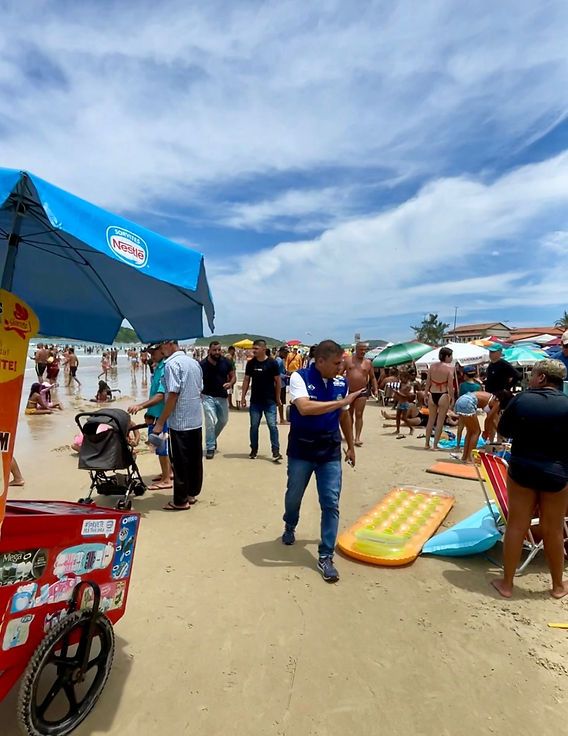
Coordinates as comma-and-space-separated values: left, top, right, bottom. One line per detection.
98, 352, 111, 380
91, 380, 113, 403
453, 390, 512, 463
393, 371, 415, 438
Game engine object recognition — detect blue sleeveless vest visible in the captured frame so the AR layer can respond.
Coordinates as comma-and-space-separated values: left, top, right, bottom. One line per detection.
287, 365, 347, 462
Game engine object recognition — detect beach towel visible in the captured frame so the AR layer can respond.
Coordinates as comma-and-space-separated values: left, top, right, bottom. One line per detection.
437, 436, 486, 450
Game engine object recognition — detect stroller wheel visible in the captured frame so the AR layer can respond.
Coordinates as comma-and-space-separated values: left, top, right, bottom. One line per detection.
77, 497, 94, 505
116, 498, 132, 511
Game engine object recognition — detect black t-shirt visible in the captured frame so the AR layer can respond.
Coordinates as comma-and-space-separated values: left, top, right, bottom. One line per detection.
200, 357, 233, 398
498, 388, 568, 464
245, 358, 279, 405
485, 359, 520, 393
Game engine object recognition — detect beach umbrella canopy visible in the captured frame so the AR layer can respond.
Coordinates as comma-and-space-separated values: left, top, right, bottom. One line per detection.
503, 345, 547, 366
0, 169, 215, 343
286, 339, 302, 346
416, 342, 489, 370
233, 338, 254, 349
469, 338, 495, 347
372, 341, 431, 368
365, 346, 388, 360
514, 333, 557, 345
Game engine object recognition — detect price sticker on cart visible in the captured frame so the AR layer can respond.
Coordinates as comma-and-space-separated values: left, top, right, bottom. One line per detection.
0, 290, 39, 534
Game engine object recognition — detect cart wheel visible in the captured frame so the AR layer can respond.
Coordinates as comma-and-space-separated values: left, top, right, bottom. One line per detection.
133, 482, 146, 497
77, 498, 94, 506
116, 498, 132, 511
17, 611, 115, 736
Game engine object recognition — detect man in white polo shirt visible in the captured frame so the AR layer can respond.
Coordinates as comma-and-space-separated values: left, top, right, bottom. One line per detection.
153, 339, 203, 511
281, 340, 364, 583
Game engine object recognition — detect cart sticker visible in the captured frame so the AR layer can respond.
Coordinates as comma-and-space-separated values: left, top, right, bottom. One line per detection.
44, 610, 67, 633
81, 518, 117, 538
10, 582, 38, 613
53, 543, 114, 578
100, 581, 126, 612
2, 614, 34, 650
112, 514, 138, 580
0, 549, 48, 587
47, 576, 80, 604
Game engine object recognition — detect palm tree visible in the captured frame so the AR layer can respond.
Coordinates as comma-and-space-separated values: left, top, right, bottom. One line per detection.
554, 310, 568, 330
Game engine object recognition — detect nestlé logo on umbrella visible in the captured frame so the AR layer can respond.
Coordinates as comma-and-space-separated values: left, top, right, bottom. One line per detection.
106, 226, 148, 269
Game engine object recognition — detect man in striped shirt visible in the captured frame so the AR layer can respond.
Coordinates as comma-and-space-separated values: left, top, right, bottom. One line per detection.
154, 340, 203, 511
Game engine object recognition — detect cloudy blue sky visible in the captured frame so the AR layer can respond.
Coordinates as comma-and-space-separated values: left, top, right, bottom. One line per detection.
1, 0, 568, 342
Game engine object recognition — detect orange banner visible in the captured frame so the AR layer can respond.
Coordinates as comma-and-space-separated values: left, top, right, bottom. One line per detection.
0, 290, 39, 536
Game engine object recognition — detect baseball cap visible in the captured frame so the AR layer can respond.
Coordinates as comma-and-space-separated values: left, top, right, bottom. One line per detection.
488, 344, 503, 352
562, 330, 568, 346
145, 342, 163, 352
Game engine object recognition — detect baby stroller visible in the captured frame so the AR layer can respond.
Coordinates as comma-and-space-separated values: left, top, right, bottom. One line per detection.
75, 408, 146, 510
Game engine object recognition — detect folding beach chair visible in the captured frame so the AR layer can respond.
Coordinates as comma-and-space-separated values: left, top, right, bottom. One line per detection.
474, 451, 568, 574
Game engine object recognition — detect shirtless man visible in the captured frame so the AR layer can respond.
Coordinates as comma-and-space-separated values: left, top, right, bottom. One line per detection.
34, 343, 49, 380
67, 348, 81, 387
343, 342, 378, 446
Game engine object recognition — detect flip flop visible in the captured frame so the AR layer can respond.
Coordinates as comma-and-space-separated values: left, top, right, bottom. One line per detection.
163, 502, 191, 511
148, 482, 173, 490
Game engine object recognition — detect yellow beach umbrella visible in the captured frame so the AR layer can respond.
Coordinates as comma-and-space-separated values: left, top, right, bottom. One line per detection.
233, 338, 254, 349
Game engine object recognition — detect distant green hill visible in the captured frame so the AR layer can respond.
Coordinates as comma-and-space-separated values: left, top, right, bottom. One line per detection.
194, 333, 284, 347
114, 326, 139, 344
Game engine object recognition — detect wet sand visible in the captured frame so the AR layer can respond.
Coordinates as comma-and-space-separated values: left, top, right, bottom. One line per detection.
2, 364, 568, 735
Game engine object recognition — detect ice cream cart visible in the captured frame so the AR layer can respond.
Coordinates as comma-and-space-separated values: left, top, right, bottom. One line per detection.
0, 169, 215, 734
0, 501, 139, 735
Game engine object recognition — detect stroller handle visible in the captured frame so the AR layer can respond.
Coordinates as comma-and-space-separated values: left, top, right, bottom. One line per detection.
74, 412, 145, 435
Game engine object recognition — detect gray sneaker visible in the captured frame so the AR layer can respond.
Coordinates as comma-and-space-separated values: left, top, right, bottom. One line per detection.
317, 556, 339, 583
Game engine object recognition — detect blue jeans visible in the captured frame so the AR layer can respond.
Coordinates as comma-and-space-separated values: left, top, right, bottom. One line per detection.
249, 401, 279, 453
202, 395, 229, 451
283, 458, 342, 557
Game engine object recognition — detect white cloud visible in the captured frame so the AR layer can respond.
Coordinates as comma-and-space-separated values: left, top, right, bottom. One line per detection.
219, 187, 358, 232
209, 153, 568, 338
0, 0, 567, 219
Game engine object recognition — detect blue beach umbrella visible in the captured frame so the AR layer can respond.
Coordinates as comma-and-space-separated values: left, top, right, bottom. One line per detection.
0, 169, 215, 342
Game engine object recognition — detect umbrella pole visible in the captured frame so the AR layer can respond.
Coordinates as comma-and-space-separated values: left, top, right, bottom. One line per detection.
1, 197, 26, 292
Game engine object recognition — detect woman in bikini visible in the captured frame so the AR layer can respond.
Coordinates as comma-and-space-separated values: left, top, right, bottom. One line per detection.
453, 390, 512, 464
25, 383, 54, 415
424, 347, 455, 451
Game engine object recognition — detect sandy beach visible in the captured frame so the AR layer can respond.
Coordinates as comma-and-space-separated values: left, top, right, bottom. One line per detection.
2, 358, 568, 735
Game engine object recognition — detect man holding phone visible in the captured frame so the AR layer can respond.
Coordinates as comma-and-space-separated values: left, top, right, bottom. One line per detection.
281, 340, 364, 583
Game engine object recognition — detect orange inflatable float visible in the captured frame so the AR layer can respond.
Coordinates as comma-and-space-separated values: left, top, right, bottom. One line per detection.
426, 461, 478, 481
338, 487, 454, 566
